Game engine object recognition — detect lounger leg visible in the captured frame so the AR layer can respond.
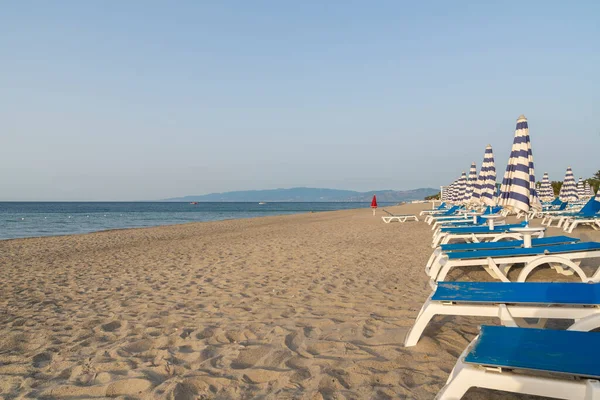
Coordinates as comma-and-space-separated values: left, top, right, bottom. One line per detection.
435, 361, 476, 399
566, 221, 577, 233
482, 258, 510, 282
404, 300, 442, 347
584, 380, 600, 400
438, 364, 596, 400
569, 314, 600, 332
425, 250, 443, 275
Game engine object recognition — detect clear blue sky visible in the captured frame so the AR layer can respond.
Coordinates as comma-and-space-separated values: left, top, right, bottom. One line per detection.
1, 1, 599, 201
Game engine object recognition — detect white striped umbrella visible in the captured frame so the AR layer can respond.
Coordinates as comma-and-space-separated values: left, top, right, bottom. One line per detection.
470, 145, 497, 207
455, 172, 467, 204
538, 172, 554, 202
596, 188, 600, 202
498, 115, 541, 213
463, 162, 478, 204
577, 178, 586, 199
559, 167, 578, 202
585, 182, 593, 199
447, 180, 458, 203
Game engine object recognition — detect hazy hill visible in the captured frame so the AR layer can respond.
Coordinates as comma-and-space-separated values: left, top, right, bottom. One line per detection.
163, 187, 438, 202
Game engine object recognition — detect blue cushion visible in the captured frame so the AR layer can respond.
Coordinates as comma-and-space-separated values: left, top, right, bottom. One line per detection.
446, 241, 600, 260
433, 281, 600, 305
465, 325, 600, 379
439, 236, 579, 252
441, 222, 526, 233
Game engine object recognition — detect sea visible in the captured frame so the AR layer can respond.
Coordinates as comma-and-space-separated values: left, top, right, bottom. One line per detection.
0, 202, 394, 240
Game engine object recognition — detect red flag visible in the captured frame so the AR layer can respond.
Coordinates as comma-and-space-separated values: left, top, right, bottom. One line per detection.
371, 195, 378, 208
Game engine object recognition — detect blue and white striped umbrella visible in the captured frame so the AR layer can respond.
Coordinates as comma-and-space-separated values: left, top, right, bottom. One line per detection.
559, 166, 578, 202
538, 172, 554, 202
585, 182, 593, 199
470, 145, 497, 206
446, 180, 458, 202
577, 178, 586, 199
455, 172, 467, 204
442, 183, 453, 202
463, 162, 478, 204
498, 115, 541, 213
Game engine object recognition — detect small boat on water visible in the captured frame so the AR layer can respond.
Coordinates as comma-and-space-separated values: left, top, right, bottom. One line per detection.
258, 202, 267, 205
190, 202, 198, 205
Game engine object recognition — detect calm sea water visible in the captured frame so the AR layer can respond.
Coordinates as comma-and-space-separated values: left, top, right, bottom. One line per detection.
0, 202, 391, 240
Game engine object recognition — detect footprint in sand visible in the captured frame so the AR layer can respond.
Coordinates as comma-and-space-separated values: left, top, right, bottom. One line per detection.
32, 352, 53, 368
101, 320, 122, 332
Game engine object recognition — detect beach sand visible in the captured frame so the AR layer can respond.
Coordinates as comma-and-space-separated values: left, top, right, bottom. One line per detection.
2, 203, 600, 399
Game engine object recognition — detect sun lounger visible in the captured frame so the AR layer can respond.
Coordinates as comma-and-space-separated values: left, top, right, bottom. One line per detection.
419, 202, 447, 216
558, 199, 600, 232
431, 222, 535, 248
381, 209, 419, 223
429, 241, 600, 284
404, 281, 600, 347
542, 198, 599, 227
424, 206, 462, 224
436, 325, 600, 399
564, 215, 600, 233
424, 235, 580, 277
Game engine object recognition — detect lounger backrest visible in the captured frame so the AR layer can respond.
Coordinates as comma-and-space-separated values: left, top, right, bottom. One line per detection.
441, 205, 459, 216
578, 198, 600, 217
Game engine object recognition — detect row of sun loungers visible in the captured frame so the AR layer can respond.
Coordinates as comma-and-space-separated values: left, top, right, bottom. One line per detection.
403, 203, 600, 399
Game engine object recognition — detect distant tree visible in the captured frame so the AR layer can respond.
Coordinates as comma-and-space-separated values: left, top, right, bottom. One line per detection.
425, 193, 440, 200
550, 181, 562, 196
582, 169, 600, 194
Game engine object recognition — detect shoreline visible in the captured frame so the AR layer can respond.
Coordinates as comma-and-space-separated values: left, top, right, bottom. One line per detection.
0, 206, 371, 243
0, 202, 396, 242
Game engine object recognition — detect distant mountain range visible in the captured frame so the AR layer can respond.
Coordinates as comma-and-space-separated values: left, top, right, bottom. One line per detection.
163, 187, 438, 202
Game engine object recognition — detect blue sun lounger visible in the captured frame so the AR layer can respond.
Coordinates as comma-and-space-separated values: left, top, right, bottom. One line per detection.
405, 281, 600, 347
432, 222, 533, 248
430, 241, 600, 284
439, 222, 527, 234
437, 325, 600, 399
425, 236, 581, 276
440, 235, 579, 252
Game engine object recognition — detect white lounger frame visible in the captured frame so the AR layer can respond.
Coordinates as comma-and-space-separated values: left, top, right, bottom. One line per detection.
563, 218, 600, 233
428, 248, 600, 284
436, 321, 600, 399
431, 229, 541, 249
381, 215, 419, 223
404, 292, 600, 347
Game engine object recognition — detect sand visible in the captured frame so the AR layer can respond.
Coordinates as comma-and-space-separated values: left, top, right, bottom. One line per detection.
1, 203, 600, 400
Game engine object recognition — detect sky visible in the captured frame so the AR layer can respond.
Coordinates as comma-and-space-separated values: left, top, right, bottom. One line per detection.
1, 1, 599, 201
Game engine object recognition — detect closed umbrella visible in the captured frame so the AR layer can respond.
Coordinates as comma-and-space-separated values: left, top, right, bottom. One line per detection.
585, 182, 593, 200
455, 172, 467, 205
559, 167, 578, 202
371, 195, 377, 215
463, 162, 478, 204
471, 145, 497, 207
538, 172, 554, 202
498, 115, 541, 214
577, 178, 586, 199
